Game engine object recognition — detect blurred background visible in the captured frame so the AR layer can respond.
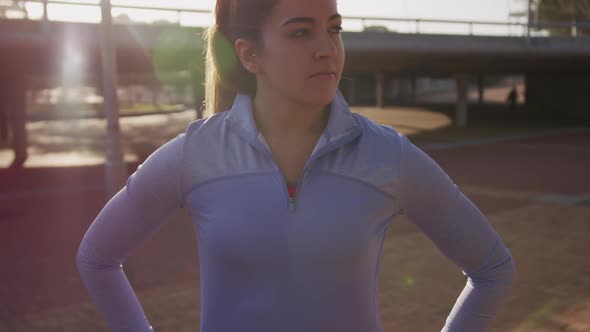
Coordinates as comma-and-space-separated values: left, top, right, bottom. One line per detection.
0, 1, 589, 331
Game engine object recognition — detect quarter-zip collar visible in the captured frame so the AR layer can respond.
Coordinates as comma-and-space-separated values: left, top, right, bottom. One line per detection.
225, 89, 362, 159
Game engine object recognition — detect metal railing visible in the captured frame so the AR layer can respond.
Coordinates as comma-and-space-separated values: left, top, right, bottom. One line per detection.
2, 0, 590, 38
1, 0, 210, 25
350, 16, 590, 38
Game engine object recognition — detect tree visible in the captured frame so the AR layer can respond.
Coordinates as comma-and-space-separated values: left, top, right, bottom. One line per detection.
533, 0, 590, 35
152, 27, 206, 116
364, 25, 390, 33
152, 19, 176, 26
0, 0, 29, 19
113, 13, 134, 25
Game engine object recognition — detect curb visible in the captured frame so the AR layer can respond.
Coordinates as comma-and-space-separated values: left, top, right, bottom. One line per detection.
418, 127, 590, 151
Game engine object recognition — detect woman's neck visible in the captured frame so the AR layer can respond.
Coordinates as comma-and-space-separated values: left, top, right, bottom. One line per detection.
252, 89, 330, 138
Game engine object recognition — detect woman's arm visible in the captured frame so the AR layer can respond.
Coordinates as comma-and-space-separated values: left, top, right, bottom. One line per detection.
398, 135, 517, 332
76, 133, 185, 332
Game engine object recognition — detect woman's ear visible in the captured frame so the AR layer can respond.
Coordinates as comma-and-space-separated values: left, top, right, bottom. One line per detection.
234, 38, 260, 75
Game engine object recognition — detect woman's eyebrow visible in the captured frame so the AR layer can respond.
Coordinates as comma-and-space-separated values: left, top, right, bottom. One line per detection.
280, 13, 342, 28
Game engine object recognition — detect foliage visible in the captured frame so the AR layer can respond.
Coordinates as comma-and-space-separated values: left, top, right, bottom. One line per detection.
151, 27, 206, 110
533, 0, 590, 22
529, 0, 590, 35
0, 0, 28, 19
364, 25, 390, 33
113, 13, 133, 24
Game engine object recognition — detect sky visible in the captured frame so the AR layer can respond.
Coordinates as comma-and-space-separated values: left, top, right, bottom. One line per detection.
16, 0, 529, 36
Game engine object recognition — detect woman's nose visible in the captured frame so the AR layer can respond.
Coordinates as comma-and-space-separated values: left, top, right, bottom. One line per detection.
313, 33, 338, 59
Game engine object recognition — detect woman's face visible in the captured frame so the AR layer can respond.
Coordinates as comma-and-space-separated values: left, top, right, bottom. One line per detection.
255, 0, 345, 108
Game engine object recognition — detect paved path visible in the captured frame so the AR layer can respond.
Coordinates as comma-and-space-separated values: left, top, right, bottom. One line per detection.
1, 109, 589, 331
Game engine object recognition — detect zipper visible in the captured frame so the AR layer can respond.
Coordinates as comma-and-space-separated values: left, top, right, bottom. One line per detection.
287, 170, 306, 212
256, 128, 360, 213
285, 139, 342, 212
284, 135, 355, 212
254, 134, 299, 212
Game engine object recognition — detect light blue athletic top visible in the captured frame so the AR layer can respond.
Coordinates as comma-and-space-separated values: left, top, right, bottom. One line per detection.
76, 90, 516, 332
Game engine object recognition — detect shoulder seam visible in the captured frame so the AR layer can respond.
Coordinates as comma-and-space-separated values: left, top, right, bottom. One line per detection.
309, 168, 398, 201
183, 169, 278, 197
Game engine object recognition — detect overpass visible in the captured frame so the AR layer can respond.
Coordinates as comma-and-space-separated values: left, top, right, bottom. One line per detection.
3, 19, 590, 100
1, 2, 590, 169
2, 9, 590, 109
3, 10, 590, 68
3, 18, 590, 73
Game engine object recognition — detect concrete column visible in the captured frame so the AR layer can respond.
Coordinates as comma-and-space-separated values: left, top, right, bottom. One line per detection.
477, 74, 484, 104
410, 75, 417, 104
526, 0, 532, 42
100, 0, 127, 199
42, 0, 48, 21
0, 105, 7, 142
455, 74, 469, 127
1, 75, 28, 168
11, 78, 27, 167
376, 72, 384, 108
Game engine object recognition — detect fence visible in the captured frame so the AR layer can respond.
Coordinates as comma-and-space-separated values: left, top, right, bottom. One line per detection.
2, 0, 590, 38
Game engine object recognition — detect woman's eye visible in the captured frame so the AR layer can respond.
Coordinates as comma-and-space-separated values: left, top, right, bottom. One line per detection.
292, 29, 310, 38
291, 26, 342, 38
330, 26, 343, 34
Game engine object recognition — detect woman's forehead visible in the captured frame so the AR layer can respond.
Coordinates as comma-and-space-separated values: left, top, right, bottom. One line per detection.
270, 0, 339, 23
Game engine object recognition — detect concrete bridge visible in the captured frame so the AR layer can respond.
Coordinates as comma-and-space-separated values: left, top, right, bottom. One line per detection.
2, 15, 589, 111
1, 4, 590, 169
3, 17, 590, 72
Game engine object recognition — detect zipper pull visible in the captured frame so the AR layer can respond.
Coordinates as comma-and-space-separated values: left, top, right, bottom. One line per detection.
289, 197, 296, 211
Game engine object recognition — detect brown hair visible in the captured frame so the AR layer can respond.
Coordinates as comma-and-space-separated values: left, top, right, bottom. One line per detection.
203, 0, 279, 117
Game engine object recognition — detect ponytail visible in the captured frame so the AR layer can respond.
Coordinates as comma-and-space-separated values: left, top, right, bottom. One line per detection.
203, 25, 238, 117
203, 0, 278, 117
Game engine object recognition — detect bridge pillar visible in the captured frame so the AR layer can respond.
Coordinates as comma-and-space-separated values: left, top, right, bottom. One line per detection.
477, 74, 484, 104
410, 75, 417, 104
0, 75, 28, 168
0, 101, 7, 142
455, 73, 469, 127
376, 71, 384, 108
100, 0, 127, 199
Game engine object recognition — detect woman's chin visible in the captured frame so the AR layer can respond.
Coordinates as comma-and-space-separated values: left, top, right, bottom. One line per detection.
302, 90, 338, 108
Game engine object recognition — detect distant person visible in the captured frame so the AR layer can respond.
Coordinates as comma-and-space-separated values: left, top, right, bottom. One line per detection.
507, 87, 518, 111
76, 0, 517, 331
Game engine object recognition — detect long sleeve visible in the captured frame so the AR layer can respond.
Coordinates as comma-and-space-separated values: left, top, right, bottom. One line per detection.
76, 133, 185, 332
397, 135, 516, 332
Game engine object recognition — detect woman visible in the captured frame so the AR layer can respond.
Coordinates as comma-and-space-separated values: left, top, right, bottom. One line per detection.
76, 0, 516, 331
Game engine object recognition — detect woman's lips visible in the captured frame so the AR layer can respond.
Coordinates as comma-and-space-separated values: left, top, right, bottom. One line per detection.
309, 72, 337, 79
